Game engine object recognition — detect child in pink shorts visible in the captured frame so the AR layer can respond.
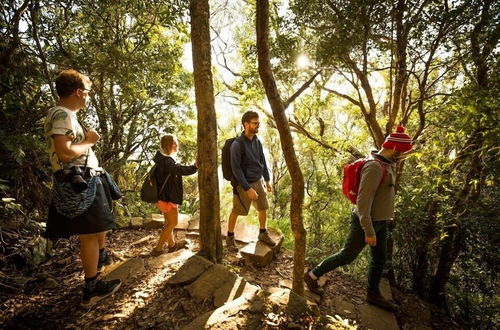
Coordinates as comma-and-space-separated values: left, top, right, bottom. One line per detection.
150, 135, 198, 256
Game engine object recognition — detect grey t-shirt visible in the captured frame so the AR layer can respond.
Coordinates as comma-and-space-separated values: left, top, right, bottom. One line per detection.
44, 106, 99, 172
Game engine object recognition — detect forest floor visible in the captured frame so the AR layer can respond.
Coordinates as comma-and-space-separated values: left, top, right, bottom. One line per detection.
0, 226, 463, 330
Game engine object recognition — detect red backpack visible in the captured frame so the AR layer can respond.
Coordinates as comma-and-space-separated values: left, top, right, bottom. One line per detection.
342, 158, 387, 204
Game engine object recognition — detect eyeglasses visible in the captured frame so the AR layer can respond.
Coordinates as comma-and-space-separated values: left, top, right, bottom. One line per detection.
250, 121, 260, 126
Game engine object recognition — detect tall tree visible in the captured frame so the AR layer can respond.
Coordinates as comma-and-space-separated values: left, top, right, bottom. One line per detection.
190, 0, 223, 263
256, 0, 306, 295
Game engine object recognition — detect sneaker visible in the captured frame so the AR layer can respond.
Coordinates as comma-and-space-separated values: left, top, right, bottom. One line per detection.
98, 249, 112, 270
303, 269, 324, 295
366, 290, 398, 312
81, 279, 121, 307
258, 231, 276, 247
226, 235, 238, 252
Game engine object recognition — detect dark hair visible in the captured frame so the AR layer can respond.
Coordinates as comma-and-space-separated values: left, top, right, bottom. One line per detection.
241, 111, 259, 126
55, 69, 90, 97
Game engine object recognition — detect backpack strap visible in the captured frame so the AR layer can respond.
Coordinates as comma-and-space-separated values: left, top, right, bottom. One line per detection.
371, 158, 388, 188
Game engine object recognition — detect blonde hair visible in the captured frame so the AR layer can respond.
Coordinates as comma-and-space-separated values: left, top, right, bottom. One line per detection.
160, 134, 177, 155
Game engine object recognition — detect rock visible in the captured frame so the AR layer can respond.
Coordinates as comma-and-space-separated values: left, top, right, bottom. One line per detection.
379, 278, 394, 301
333, 296, 356, 316
188, 264, 237, 302
213, 276, 260, 307
143, 214, 164, 229
43, 276, 59, 289
29, 236, 51, 266
182, 291, 267, 330
175, 213, 190, 230
221, 222, 260, 243
104, 258, 145, 283
130, 217, 143, 228
240, 241, 274, 267
267, 289, 320, 318
167, 255, 214, 286
187, 215, 200, 231
304, 289, 322, 305
146, 249, 194, 270
358, 303, 399, 330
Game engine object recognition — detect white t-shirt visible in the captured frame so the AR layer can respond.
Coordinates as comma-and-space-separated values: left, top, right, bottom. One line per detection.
44, 106, 100, 172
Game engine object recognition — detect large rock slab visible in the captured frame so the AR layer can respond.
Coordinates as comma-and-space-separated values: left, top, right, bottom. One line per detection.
143, 214, 164, 229
186, 213, 201, 231
104, 258, 145, 283
175, 213, 191, 230
167, 255, 214, 285
213, 277, 260, 308
187, 264, 237, 301
267, 288, 320, 318
182, 290, 267, 330
217, 223, 283, 245
240, 241, 274, 267
333, 296, 356, 316
146, 249, 194, 270
358, 303, 399, 330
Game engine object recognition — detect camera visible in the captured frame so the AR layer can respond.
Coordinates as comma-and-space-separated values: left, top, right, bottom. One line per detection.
55, 167, 89, 193
70, 167, 89, 193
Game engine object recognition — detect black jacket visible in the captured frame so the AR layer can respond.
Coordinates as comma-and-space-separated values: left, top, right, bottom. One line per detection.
153, 151, 197, 205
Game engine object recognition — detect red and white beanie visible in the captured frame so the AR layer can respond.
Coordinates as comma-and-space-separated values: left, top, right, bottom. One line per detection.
382, 125, 413, 152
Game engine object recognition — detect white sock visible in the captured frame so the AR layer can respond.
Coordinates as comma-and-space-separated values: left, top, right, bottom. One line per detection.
309, 271, 318, 280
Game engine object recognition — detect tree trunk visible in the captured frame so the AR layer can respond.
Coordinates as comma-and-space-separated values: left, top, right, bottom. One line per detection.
190, 0, 222, 263
256, 0, 306, 295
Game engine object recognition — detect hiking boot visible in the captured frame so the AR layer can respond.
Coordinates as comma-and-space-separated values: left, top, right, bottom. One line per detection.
98, 249, 112, 271
82, 279, 121, 307
366, 290, 398, 312
258, 231, 276, 247
226, 235, 238, 252
303, 269, 324, 295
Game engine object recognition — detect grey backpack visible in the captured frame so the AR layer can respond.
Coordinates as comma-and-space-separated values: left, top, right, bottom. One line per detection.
140, 164, 170, 203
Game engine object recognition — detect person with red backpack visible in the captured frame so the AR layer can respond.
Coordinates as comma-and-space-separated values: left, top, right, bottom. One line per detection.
303, 125, 413, 312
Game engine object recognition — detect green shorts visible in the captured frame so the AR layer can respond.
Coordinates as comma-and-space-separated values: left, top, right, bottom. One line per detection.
232, 179, 269, 216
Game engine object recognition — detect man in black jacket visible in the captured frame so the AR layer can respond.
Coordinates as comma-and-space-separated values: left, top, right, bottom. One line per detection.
226, 111, 275, 251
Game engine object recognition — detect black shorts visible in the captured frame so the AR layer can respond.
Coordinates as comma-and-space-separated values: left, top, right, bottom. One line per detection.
44, 174, 116, 239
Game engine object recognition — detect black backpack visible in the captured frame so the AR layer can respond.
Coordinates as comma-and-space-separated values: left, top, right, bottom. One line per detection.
221, 136, 245, 183
140, 164, 170, 203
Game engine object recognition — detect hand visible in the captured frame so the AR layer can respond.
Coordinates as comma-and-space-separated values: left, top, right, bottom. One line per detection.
85, 130, 100, 145
266, 181, 272, 193
246, 188, 258, 201
365, 235, 377, 247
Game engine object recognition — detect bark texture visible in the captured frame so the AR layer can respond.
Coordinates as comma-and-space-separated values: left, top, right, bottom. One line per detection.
256, 0, 306, 295
190, 0, 222, 263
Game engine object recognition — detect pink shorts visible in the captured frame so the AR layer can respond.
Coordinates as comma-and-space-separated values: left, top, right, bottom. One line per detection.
156, 201, 178, 214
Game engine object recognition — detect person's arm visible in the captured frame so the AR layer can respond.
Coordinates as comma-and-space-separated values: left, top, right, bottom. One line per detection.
231, 140, 251, 190
357, 161, 382, 245
52, 130, 99, 162
166, 158, 198, 176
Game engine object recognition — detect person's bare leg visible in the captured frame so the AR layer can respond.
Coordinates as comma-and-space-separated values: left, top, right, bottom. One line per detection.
258, 209, 267, 229
155, 208, 178, 251
97, 231, 106, 249
228, 211, 238, 233
79, 233, 100, 278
